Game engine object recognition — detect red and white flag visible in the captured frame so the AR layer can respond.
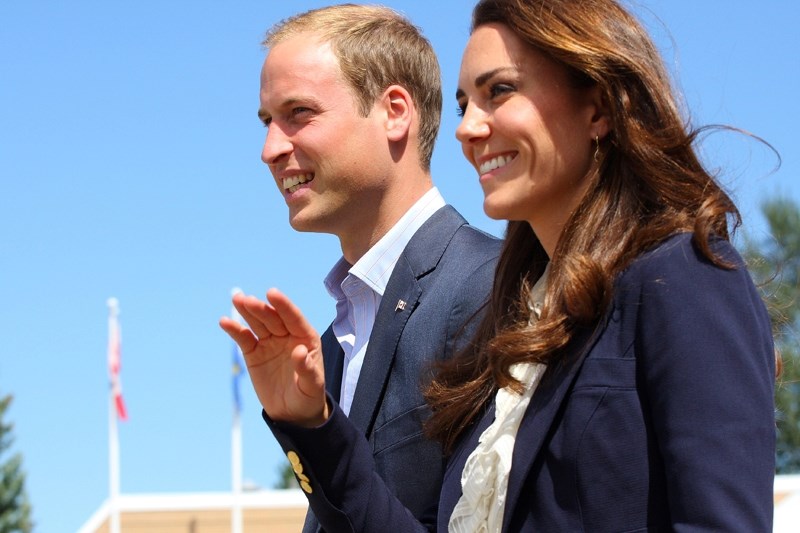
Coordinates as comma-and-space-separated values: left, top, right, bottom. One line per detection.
107, 298, 128, 421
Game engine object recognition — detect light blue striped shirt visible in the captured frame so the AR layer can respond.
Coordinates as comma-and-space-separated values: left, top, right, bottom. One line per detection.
324, 187, 446, 415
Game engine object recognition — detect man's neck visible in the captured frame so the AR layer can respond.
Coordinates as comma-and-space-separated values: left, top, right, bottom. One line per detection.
339, 181, 433, 264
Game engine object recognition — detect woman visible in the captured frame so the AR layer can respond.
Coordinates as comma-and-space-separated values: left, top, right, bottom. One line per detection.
425, 0, 775, 530
223, 0, 775, 530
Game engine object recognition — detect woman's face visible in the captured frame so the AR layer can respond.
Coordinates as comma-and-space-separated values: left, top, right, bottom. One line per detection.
456, 23, 605, 256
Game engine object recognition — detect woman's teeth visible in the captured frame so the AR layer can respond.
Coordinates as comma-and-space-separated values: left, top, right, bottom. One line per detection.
480, 155, 515, 174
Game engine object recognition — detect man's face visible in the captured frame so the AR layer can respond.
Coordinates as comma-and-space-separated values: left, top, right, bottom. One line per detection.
259, 35, 391, 238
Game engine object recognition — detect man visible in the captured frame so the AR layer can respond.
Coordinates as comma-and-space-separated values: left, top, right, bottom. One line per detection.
220, 5, 500, 532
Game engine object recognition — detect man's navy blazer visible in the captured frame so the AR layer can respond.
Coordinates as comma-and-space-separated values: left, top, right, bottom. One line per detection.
268, 233, 775, 532
267, 205, 500, 532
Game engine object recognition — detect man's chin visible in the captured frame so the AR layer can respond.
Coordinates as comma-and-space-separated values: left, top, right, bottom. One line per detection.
288, 214, 321, 233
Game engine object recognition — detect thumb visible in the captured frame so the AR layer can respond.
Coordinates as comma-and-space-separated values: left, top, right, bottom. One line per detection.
290, 343, 328, 425
291, 344, 322, 385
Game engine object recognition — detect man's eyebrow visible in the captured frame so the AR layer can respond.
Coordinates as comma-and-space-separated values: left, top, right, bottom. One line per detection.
257, 98, 300, 123
257, 96, 319, 122
456, 67, 516, 100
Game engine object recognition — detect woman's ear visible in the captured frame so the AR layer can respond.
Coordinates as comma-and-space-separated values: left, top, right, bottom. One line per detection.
587, 85, 611, 141
381, 84, 414, 142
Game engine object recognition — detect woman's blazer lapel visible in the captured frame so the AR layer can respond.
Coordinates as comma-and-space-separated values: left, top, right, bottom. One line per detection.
501, 324, 604, 531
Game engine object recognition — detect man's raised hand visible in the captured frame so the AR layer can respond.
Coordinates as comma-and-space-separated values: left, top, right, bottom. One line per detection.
219, 288, 328, 427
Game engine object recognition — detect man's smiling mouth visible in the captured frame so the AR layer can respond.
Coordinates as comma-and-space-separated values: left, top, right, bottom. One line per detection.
283, 173, 314, 193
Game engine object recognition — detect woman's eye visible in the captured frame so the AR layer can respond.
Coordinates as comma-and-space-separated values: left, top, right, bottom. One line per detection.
456, 102, 467, 118
489, 83, 515, 99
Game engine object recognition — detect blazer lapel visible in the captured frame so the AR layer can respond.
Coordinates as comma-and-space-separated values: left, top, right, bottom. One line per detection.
321, 326, 345, 404
346, 260, 421, 436
501, 325, 603, 531
346, 205, 467, 437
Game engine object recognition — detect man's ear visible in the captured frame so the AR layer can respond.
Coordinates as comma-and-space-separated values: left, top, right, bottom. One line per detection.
380, 84, 414, 142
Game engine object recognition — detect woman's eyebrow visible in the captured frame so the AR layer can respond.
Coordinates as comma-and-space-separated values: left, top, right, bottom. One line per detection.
456, 66, 516, 99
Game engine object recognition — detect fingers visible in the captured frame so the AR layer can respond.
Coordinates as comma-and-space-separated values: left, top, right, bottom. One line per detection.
232, 291, 290, 339
219, 316, 258, 354
266, 288, 318, 339
221, 288, 318, 361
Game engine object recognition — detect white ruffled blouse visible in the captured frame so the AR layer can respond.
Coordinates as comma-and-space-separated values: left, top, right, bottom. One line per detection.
449, 267, 549, 533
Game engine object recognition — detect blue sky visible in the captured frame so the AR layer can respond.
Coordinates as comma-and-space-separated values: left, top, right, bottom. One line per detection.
1, 1, 797, 531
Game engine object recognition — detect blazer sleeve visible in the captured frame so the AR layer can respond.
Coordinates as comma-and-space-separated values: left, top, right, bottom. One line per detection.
631, 237, 775, 531
265, 396, 432, 533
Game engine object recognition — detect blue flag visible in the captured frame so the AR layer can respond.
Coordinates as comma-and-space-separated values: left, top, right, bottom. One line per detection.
232, 342, 245, 413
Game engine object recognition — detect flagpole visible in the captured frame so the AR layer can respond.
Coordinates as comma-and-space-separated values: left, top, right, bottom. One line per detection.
107, 297, 122, 533
232, 406, 243, 533
109, 391, 121, 533
231, 288, 244, 533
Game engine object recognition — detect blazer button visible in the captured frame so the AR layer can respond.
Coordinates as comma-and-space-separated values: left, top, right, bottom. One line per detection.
287, 450, 301, 467
287, 451, 304, 475
287, 450, 312, 493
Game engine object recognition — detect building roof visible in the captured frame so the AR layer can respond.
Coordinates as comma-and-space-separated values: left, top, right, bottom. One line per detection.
78, 489, 308, 533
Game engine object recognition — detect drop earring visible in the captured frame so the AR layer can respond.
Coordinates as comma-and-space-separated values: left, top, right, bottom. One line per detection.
593, 135, 600, 162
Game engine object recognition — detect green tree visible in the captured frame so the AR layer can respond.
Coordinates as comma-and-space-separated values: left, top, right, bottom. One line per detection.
274, 460, 299, 489
0, 395, 33, 533
743, 197, 800, 473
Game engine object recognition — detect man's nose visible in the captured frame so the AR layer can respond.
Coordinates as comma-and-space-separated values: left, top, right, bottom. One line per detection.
261, 123, 292, 165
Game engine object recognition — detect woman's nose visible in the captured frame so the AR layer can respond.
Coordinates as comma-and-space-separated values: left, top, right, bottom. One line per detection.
455, 105, 490, 145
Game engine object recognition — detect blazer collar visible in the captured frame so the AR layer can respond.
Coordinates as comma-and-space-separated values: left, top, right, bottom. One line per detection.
398, 205, 466, 279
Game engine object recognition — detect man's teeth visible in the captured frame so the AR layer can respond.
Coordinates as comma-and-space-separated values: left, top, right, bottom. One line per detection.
480, 155, 515, 174
283, 174, 314, 193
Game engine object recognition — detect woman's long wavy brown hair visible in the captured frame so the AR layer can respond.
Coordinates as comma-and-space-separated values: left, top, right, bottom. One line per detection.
425, 0, 741, 453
